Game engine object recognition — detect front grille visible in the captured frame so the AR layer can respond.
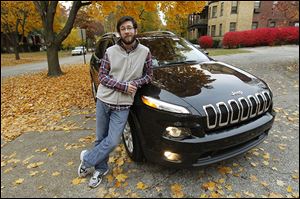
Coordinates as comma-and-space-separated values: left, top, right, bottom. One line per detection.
203, 91, 272, 130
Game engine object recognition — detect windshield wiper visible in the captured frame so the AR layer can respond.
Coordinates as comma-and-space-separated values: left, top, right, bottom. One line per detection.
160, 60, 199, 66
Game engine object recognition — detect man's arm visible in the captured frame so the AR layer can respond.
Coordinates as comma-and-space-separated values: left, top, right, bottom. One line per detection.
131, 51, 153, 88
98, 53, 130, 93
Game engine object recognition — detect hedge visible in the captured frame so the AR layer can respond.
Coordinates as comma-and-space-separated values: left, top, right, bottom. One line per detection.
222, 27, 299, 48
198, 36, 213, 49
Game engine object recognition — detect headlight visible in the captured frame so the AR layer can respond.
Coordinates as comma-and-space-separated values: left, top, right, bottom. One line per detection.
141, 96, 191, 114
164, 127, 191, 140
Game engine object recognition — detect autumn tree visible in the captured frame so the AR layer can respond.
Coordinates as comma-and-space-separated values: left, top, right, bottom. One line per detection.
273, 1, 299, 23
74, 9, 104, 48
1, 1, 41, 60
33, 1, 91, 76
160, 2, 206, 37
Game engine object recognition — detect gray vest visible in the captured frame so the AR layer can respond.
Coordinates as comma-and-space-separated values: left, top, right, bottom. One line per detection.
97, 43, 149, 105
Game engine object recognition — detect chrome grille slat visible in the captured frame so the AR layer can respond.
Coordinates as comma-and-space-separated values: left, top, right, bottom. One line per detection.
228, 99, 240, 124
262, 91, 271, 111
203, 104, 217, 129
248, 95, 259, 118
238, 97, 250, 121
255, 93, 265, 115
216, 102, 229, 126
203, 91, 272, 130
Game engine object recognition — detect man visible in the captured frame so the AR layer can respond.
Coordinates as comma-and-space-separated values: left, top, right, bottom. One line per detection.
78, 16, 153, 188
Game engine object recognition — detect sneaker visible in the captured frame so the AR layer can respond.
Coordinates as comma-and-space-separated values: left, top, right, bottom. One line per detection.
88, 168, 109, 188
78, 150, 93, 178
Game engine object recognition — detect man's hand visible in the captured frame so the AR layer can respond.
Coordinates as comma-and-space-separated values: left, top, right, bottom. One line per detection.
127, 83, 137, 95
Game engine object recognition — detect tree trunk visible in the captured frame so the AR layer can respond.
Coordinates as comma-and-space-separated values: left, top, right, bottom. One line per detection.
46, 45, 63, 76
14, 44, 20, 60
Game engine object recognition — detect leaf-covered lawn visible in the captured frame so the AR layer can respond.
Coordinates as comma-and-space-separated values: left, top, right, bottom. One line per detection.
1, 64, 94, 141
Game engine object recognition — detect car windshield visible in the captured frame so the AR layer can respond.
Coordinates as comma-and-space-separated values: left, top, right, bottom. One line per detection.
75, 47, 84, 50
138, 36, 210, 68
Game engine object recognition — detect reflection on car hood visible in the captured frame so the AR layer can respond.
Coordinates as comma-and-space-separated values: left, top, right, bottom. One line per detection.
152, 61, 269, 110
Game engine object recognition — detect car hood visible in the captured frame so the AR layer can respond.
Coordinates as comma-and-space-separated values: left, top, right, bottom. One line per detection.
151, 61, 269, 114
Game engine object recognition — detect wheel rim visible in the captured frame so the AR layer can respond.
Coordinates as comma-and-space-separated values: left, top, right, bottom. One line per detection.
123, 122, 133, 153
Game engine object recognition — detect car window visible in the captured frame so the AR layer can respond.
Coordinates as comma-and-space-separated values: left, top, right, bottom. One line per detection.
138, 36, 210, 68
95, 40, 110, 59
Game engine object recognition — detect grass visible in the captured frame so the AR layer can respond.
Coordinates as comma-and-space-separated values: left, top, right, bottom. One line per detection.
1, 51, 72, 67
206, 48, 253, 56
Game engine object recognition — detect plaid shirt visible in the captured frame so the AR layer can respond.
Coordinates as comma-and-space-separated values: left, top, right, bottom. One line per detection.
98, 39, 153, 110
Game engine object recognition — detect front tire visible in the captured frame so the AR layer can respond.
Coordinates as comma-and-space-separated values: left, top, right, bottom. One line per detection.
122, 113, 144, 162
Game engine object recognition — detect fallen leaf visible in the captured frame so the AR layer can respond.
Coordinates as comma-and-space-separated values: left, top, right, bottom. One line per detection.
52, 172, 60, 176
171, 184, 184, 198
286, 185, 293, 193
115, 174, 128, 182
202, 181, 216, 191
136, 182, 148, 190
218, 166, 232, 175
276, 180, 285, 187
71, 177, 86, 185
15, 178, 24, 185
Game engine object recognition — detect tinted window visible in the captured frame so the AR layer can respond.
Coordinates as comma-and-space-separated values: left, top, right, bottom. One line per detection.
138, 36, 209, 67
95, 40, 111, 59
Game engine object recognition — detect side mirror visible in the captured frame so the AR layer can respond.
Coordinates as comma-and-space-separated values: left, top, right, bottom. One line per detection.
193, 44, 209, 55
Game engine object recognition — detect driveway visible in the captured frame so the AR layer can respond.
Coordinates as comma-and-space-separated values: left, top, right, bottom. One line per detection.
1, 45, 299, 197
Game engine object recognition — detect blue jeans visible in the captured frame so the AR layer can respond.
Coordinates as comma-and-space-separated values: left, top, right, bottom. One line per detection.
83, 99, 129, 172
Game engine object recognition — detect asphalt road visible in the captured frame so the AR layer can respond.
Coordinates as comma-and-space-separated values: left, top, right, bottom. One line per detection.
1, 53, 92, 79
1, 45, 299, 197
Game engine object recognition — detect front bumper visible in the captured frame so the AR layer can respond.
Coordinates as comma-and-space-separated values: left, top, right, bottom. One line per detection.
139, 109, 275, 168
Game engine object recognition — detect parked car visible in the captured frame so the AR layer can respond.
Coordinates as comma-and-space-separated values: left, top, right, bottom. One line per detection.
71, 46, 87, 56
89, 31, 276, 168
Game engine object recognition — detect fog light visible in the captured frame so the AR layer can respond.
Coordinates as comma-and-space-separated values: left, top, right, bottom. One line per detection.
165, 127, 191, 139
164, 151, 181, 163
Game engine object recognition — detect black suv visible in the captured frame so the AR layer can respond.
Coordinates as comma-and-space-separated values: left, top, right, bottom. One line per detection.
90, 31, 276, 168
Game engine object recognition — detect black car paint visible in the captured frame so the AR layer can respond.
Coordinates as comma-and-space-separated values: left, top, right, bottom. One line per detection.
89, 32, 275, 167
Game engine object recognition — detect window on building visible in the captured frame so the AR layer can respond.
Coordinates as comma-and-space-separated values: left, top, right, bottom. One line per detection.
220, 2, 224, 16
208, 7, 211, 19
212, 6, 218, 18
229, 22, 236, 31
252, 22, 258, 29
254, 1, 261, 9
211, 25, 216, 36
231, 1, 238, 14
269, 21, 276, 27
219, 24, 223, 36
208, 26, 210, 36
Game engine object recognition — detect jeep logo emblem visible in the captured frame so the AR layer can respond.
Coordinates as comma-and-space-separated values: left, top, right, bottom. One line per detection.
231, 91, 243, 96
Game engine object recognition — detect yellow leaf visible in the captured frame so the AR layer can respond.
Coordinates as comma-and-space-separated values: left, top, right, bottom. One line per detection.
202, 181, 216, 191
29, 171, 39, 176
27, 161, 44, 169
15, 178, 24, 185
106, 174, 114, 183
137, 182, 148, 190
67, 161, 74, 166
115, 174, 128, 182
218, 166, 232, 175
269, 192, 283, 198
4, 167, 13, 173
52, 172, 60, 176
244, 191, 255, 197
71, 177, 86, 185
262, 161, 269, 166
171, 183, 184, 198
260, 181, 269, 187
286, 185, 293, 193
250, 162, 257, 167
225, 184, 232, 191
250, 175, 257, 182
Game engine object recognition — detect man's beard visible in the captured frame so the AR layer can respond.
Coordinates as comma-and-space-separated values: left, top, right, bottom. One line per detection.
121, 35, 136, 45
